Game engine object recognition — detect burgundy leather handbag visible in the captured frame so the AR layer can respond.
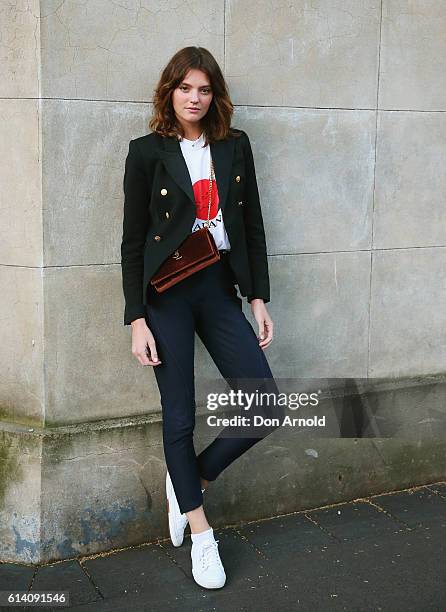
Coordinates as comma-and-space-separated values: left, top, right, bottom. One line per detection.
149, 155, 220, 293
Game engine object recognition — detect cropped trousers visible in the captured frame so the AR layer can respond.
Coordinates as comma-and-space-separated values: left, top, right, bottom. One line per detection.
145, 252, 279, 514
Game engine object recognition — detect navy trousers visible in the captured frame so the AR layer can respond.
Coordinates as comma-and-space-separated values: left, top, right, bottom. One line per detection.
145, 252, 278, 514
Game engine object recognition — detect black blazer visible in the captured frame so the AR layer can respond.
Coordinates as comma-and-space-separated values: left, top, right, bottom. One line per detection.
120, 128, 270, 325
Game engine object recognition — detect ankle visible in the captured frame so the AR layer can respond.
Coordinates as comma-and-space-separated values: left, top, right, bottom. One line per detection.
189, 520, 211, 535
191, 526, 214, 543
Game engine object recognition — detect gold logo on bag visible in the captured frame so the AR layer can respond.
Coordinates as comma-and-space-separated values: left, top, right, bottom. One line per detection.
172, 250, 182, 260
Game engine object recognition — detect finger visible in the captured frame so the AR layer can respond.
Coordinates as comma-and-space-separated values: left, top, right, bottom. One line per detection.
138, 353, 162, 366
136, 349, 151, 365
259, 331, 273, 348
147, 341, 159, 361
147, 359, 163, 366
259, 324, 273, 340
258, 321, 266, 341
145, 344, 162, 366
260, 339, 273, 350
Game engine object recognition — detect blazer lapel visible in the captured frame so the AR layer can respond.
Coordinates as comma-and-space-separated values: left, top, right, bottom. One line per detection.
159, 133, 235, 215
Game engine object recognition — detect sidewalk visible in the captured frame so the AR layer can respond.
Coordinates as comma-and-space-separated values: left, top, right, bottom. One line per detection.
1, 483, 445, 611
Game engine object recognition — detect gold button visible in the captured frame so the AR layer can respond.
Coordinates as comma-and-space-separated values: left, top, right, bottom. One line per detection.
235, 175, 241, 182
165, 211, 170, 219
154, 235, 161, 241
161, 188, 168, 196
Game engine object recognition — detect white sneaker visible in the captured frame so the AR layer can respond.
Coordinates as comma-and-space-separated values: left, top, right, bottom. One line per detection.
166, 471, 188, 547
191, 536, 226, 589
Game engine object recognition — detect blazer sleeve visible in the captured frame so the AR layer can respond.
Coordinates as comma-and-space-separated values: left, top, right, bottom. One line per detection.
120, 139, 151, 325
241, 130, 270, 304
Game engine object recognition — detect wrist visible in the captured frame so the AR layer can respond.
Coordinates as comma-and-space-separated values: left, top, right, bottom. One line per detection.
131, 317, 146, 327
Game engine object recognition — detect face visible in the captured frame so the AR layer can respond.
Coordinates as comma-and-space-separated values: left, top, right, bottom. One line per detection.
171, 68, 213, 131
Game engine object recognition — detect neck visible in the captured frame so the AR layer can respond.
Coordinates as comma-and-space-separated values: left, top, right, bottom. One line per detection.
184, 130, 202, 140
179, 121, 202, 141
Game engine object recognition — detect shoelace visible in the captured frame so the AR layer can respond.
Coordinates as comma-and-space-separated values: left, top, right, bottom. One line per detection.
200, 540, 223, 570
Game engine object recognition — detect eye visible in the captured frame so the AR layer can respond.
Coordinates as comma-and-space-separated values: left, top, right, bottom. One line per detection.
179, 85, 211, 94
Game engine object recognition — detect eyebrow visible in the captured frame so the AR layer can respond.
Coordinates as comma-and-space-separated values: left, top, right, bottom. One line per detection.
180, 81, 211, 88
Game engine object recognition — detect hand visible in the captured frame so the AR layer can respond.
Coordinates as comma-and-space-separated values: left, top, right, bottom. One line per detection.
131, 318, 162, 366
250, 299, 274, 350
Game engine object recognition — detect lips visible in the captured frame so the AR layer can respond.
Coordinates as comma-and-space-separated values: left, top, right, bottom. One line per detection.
187, 108, 200, 111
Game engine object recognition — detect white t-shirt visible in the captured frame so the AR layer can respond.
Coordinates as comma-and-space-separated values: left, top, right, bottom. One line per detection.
179, 132, 231, 251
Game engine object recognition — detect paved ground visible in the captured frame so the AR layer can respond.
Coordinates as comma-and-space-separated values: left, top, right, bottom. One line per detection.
1, 482, 445, 611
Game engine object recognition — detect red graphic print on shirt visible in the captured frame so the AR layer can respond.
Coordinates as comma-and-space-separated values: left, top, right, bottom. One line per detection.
193, 178, 219, 220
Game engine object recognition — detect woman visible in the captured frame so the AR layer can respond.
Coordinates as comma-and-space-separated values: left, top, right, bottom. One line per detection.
121, 46, 277, 589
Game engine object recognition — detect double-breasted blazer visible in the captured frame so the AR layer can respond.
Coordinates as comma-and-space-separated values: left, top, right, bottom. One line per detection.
120, 127, 270, 325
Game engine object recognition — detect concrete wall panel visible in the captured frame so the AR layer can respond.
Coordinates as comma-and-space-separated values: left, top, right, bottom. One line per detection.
374, 111, 446, 249
43, 264, 160, 424
42, 99, 149, 266
235, 106, 375, 254
0, 99, 42, 267
0, 0, 40, 98
39, 0, 225, 101
380, 0, 446, 110
370, 248, 446, 377
0, 266, 44, 425
226, 0, 381, 108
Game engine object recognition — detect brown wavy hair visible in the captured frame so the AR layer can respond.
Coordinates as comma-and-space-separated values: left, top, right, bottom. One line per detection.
149, 46, 241, 144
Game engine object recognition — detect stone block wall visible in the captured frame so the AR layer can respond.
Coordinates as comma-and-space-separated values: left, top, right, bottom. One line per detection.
1, 1, 445, 562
